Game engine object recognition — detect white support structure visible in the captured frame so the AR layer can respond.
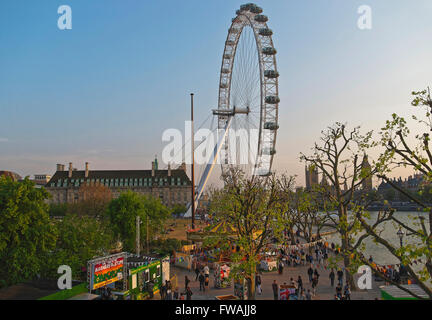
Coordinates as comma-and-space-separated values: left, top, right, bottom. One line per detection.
184, 117, 233, 218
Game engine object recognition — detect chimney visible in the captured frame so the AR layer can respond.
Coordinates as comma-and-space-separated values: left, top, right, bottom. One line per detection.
85, 162, 89, 178
168, 163, 171, 177
180, 162, 186, 173
152, 161, 155, 177
56, 164, 64, 172
68, 162, 73, 178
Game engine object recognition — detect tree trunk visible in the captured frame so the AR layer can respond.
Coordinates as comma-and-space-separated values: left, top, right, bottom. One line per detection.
247, 274, 256, 300
340, 205, 356, 290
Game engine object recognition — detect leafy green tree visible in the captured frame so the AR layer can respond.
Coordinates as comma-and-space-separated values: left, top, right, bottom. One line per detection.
48, 203, 68, 217
0, 177, 57, 287
209, 168, 294, 300
170, 204, 187, 217
42, 214, 115, 281
355, 88, 432, 299
106, 191, 170, 253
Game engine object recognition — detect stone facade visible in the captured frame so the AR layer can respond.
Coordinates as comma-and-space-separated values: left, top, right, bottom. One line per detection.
45, 161, 191, 208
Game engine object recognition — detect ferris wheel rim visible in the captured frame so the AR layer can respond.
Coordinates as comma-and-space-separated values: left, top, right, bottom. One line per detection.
217, 4, 279, 177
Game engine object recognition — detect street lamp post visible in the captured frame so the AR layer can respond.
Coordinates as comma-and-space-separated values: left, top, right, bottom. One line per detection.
397, 228, 405, 248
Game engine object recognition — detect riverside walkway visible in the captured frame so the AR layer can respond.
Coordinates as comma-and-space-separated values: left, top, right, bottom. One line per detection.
170, 253, 381, 300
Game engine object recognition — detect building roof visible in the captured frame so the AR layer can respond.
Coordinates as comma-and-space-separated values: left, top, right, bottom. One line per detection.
46, 169, 191, 188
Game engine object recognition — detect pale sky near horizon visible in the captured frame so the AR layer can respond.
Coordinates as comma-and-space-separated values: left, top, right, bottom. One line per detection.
1, 0, 432, 188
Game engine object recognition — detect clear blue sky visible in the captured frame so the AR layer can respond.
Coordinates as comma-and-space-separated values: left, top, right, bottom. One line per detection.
1, 0, 432, 186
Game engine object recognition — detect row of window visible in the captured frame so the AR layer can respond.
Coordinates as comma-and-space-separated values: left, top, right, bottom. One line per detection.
51, 176, 188, 188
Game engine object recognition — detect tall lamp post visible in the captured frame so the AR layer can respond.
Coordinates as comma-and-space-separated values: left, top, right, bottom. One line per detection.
190, 93, 195, 230
397, 228, 405, 248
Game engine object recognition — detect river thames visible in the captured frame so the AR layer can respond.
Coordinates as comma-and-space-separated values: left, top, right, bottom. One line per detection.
324, 211, 430, 265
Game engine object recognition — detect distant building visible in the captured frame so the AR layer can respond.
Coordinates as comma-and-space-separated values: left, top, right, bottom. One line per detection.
32, 174, 51, 188
377, 173, 426, 199
45, 158, 191, 208
361, 154, 373, 191
0, 171, 22, 181
305, 165, 319, 190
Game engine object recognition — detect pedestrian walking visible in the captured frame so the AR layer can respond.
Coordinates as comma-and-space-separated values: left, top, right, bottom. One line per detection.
344, 282, 351, 300
307, 265, 314, 283
335, 283, 342, 300
199, 272, 205, 292
173, 287, 179, 300
204, 264, 210, 279
185, 286, 193, 300
305, 289, 312, 300
166, 282, 172, 300
185, 275, 191, 291
195, 265, 200, 281
272, 280, 279, 300
256, 273, 262, 295
297, 275, 303, 292
337, 269, 344, 287
278, 260, 284, 275
329, 269, 335, 287
312, 275, 318, 296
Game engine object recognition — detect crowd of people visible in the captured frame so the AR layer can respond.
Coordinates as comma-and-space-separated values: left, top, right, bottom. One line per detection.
159, 279, 193, 300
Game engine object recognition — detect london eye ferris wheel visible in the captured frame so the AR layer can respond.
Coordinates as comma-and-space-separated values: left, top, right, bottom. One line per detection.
214, 3, 280, 177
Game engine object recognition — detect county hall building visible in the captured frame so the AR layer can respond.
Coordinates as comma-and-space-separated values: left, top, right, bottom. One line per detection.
45, 158, 191, 208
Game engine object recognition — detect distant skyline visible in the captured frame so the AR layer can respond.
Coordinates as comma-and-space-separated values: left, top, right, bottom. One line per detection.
1, 0, 432, 187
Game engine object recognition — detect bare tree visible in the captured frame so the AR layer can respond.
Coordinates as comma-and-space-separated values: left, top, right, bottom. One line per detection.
292, 188, 330, 252
301, 122, 376, 288
69, 182, 112, 218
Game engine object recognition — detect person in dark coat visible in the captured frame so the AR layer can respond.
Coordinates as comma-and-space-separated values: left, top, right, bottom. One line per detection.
329, 269, 335, 287
199, 272, 205, 292
185, 287, 193, 300
272, 280, 279, 300
185, 275, 191, 291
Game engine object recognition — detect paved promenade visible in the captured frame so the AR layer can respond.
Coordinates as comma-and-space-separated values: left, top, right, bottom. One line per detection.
170, 262, 381, 300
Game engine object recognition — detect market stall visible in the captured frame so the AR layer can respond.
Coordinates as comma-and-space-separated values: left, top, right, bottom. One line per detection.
174, 252, 193, 270
279, 284, 296, 300
126, 255, 169, 300
87, 252, 128, 296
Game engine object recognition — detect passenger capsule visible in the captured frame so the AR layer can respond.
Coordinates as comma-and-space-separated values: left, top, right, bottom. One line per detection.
240, 3, 255, 11
223, 53, 232, 59
263, 147, 276, 155
259, 28, 273, 36
229, 27, 240, 34
220, 83, 228, 89
254, 15, 268, 23
264, 70, 279, 78
225, 40, 235, 46
221, 68, 230, 74
262, 47, 277, 55
265, 96, 280, 104
264, 122, 279, 130
250, 5, 263, 14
